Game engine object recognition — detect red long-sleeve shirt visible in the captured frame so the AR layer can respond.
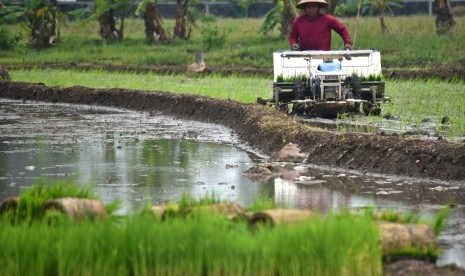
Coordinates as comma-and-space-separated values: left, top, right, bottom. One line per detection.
289, 14, 352, 51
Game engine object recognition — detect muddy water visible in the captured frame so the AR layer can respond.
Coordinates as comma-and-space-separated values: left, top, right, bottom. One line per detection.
0, 98, 464, 268
0, 99, 265, 213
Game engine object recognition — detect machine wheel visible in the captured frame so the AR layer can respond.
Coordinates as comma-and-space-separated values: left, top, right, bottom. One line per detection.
362, 102, 381, 116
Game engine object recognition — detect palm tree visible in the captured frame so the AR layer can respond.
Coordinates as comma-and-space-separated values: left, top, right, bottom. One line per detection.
433, 0, 455, 34
135, 0, 168, 43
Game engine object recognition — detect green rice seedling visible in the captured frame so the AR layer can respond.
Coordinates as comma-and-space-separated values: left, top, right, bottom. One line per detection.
341, 79, 465, 138
3, 179, 122, 225
431, 205, 450, 236
361, 74, 383, 81
275, 73, 309, 83
177, 192, 221, 211
0, 208, 382, 276
12, 178, 96, 224
363, 205, 450, 241
363, 208, 421, 224
246, 191, 277, 212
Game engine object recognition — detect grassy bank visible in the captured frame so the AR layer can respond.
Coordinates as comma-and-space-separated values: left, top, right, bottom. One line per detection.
1, 16, 464, 68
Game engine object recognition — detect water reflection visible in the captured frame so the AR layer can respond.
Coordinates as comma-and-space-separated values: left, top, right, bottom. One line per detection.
0, 99, 264, 213
269, 165, 465, 268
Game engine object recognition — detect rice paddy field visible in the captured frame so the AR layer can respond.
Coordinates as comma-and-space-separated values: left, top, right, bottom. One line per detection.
1, 13, 465, 275
8, 69, 465, 138
2, 15, 464, 138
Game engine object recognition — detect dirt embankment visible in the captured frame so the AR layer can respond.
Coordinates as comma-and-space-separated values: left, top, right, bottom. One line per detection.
1, 81, 465, 182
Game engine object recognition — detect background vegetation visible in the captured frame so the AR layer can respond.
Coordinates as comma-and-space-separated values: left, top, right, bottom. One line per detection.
0, 16, 464, 68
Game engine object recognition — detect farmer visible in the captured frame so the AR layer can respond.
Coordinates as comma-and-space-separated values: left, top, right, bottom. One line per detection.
289, 0, 352, 51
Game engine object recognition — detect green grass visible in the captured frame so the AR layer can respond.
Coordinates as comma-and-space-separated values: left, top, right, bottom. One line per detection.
1, 16, 464, 68
10, 68, 273, 103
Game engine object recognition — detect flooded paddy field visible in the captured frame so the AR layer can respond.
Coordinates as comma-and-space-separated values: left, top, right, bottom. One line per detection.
0, 98, 464, 269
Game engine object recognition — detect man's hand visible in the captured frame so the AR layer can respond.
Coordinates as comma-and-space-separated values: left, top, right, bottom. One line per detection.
291, 44, 300, 51
344, 43, 352, 50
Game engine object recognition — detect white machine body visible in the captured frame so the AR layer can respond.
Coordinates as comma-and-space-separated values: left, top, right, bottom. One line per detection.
273, 50, 382, 82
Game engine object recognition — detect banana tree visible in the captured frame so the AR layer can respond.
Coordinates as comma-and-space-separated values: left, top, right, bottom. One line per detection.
90, 0, 135, 42
260, 0, 298, 37
363, 0, 402, 33
135, 0, 168, 43
0, 0, 59, 49
433, 0, 455, 34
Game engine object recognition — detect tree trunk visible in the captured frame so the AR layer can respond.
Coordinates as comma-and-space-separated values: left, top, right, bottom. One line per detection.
280, 0, 296, 38
328, 0, 339, 15
98, 9, 122, 41
119, 16, 125, 40
174, 0, 192, 39
29, 0, 59, 49
144, 3, 168, 43
30, 14, 48, 49
50, 0, 58, 45
434, 0, 455, 34
380, 10, 387, 33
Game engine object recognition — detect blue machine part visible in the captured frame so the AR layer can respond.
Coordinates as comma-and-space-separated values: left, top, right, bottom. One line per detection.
317, 62, 341, 72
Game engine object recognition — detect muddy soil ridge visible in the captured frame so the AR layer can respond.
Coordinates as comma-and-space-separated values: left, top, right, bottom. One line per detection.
1, 80, 465, 182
